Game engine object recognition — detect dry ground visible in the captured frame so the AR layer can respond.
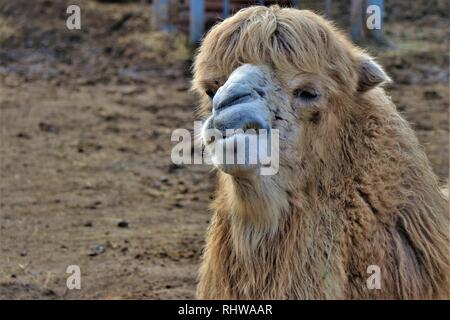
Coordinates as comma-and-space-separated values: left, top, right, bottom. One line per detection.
0, 0, 448, 299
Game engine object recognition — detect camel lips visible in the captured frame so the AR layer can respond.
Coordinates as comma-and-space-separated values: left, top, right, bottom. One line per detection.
170, 121, 280, 175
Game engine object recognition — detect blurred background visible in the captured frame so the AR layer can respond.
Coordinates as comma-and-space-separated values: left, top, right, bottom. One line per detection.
0, 0, 448, 299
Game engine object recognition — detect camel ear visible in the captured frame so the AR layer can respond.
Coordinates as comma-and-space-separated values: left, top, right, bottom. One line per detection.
357, 55, 392, 92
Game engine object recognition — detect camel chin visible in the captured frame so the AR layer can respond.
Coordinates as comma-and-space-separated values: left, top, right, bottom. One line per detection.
214, 162, 259, 177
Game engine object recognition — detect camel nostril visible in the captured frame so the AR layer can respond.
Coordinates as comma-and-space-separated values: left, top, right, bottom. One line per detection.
215, 93, 252, 112
254, 88, 265, 98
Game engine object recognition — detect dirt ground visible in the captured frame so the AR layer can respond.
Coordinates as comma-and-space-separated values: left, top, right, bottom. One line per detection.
0, 0, 448, 299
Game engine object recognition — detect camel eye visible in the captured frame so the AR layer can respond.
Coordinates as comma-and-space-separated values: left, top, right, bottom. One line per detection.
294, 88, 320, 102
206, 89, 216, 99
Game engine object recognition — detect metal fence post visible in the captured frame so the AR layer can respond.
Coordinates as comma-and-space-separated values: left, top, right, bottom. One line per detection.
152, 0, 177, 32
350, 0, 364, 41
190, 0, 205, 43
223, 0, 230, 18
324, 0, 332, 18
367, 0, 384, 41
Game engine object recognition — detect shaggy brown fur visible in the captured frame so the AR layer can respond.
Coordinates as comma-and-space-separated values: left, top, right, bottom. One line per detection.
192, 6, 449, 299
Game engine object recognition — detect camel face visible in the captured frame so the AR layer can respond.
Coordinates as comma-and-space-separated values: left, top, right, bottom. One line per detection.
200, 62, 329, 177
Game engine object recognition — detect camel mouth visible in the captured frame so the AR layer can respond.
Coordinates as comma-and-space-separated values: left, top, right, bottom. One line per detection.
202, 101, 272, 146
205, 126, 267, 146
212, 104, 270, 133
202, 126, 279, 176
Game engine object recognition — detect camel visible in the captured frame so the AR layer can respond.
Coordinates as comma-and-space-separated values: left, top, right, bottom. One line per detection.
191, 6, 449, 299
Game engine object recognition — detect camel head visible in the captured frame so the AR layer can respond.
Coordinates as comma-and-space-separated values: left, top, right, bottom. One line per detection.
193, 6, 391, 181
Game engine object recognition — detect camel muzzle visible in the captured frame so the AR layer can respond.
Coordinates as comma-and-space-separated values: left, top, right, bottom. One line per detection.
200, 65, 279, 176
